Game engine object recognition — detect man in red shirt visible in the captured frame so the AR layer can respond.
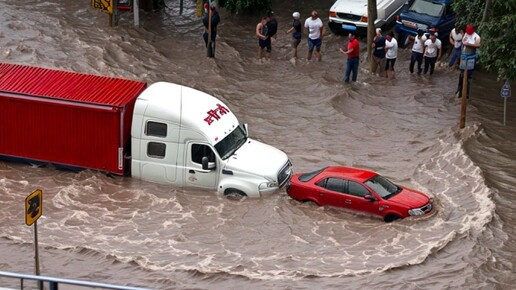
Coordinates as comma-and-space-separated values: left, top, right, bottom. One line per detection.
340, 32, 360, 82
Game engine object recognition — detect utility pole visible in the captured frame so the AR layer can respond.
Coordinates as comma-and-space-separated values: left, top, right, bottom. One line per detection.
207, 1, 212, 57
367, 0, 378, 71
459, 69, 468, 128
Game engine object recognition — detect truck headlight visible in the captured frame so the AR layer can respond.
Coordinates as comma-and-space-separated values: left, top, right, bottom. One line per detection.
259, 182, 277, 189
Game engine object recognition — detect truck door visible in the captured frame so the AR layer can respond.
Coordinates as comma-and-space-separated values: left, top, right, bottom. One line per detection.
137, 120, 179, 184
185, 142, 218, 189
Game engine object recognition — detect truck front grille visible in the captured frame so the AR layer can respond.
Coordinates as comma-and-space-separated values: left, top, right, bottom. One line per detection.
278, 160, 293, 188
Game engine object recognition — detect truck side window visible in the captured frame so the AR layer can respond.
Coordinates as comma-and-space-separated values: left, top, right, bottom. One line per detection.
147, 142, 166, 158
191, 144, 215, 164
146, 121, 167, 137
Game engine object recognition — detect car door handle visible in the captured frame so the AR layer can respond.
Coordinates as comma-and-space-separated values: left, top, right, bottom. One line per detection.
319, 192, 324, 196
189, 170, 195, 174
345, 199, 352, 204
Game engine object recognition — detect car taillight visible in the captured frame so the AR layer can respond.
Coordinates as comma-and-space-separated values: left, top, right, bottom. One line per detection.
360, 16, 368, 22
329, 11, 336, 18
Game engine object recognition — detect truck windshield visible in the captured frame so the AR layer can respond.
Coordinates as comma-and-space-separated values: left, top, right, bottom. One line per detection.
364, 175, 401, 199
409, 0, 444, 17
214, 126, 247, 160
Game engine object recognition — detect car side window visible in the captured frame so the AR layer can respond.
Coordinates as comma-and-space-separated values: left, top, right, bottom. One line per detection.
322, 178, 347, 194
348, 181, 370, 197
191, 144, 215, 164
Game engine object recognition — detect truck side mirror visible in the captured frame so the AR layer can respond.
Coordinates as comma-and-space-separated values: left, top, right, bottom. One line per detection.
202, 156, 216, 170
242, 123, 249, 137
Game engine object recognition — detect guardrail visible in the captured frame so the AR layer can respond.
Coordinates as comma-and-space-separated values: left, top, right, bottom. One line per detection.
0, 271, 152, 290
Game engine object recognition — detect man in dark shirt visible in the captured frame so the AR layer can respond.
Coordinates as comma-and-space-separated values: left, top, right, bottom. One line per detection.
266, 11, 278, 39
286, 12, 302, 58
371, 28, 386, 77
203, 2, 220, 58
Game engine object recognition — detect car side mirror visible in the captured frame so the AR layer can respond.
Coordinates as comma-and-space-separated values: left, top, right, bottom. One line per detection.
364, 194, 376, 201
202, 156, 216, 170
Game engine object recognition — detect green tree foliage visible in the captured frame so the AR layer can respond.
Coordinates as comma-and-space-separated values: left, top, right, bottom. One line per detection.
221, 0, 272, 14
452, 0, 516, 80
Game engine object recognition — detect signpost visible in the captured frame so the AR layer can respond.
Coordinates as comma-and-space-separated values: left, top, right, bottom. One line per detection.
25, 189, 43, 289
501, 80, 512, 126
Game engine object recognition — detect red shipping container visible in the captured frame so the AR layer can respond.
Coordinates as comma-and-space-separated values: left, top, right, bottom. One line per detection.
0, 63, 147, 175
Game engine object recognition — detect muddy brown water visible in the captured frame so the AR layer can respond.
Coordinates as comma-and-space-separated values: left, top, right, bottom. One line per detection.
1, 1, 515, 289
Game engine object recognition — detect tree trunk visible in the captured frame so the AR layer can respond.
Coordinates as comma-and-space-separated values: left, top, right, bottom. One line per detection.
367, 0, 378, 72
481, 0, 492, 23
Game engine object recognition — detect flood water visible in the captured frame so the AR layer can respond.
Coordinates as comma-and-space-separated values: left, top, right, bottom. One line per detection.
1, 0, 515, 289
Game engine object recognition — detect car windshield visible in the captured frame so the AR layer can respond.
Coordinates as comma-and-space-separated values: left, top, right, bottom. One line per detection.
364, 174, 401, 199
409, 0, 445, 17
298, 167, 327, 182
214, 126, 247, 160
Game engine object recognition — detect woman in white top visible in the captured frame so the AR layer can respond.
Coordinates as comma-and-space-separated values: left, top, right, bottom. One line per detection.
385, 32, 398, 79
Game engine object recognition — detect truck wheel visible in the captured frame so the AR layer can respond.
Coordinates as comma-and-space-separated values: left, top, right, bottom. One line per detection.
384, 214, 401, 223
224, 188, 247, 199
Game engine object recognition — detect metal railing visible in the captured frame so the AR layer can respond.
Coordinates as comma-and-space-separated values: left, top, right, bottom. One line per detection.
0, 271, 152, 290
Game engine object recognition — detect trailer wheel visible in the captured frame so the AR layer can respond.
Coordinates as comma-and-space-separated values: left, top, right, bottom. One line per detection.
224, 188, 247, 199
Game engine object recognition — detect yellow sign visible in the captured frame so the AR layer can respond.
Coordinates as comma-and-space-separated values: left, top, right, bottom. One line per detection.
92, 0, 113, 14
25, 189, 42, 226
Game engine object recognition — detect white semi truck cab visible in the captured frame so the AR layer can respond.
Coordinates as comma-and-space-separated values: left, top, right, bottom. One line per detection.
130, 82, 292, 197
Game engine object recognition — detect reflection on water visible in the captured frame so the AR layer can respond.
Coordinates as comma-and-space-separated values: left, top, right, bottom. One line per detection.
0, 0, 515, 289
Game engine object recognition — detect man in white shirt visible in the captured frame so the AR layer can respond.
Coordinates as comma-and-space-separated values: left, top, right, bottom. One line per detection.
423, 32, 442, 75
408, 29, 427, 74
304, 10, 325, 61
448, 25, 463, 67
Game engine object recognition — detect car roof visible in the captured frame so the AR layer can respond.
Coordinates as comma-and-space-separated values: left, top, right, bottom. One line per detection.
322, 166, 377, 182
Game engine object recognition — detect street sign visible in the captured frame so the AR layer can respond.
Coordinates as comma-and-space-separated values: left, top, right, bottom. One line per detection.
91, 0, 113, 14
25, 189, 42, 226
459, 54, 476, 70
501, 80, 511, 98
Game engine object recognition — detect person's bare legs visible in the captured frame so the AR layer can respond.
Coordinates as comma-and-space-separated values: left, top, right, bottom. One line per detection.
258, 47, 263, 60
315, 49, 321, 61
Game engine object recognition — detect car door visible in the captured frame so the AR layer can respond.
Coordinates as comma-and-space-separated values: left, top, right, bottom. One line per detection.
345, 181, 381, 217
315, 177, 348, 206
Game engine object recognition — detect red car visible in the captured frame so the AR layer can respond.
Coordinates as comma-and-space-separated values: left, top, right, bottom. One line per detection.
287, 166, 434, 222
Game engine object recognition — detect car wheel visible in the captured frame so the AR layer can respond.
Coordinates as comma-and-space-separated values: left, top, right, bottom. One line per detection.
303, 200, 319, 206
224, 188, 247, 200
384, 214, 401, 223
